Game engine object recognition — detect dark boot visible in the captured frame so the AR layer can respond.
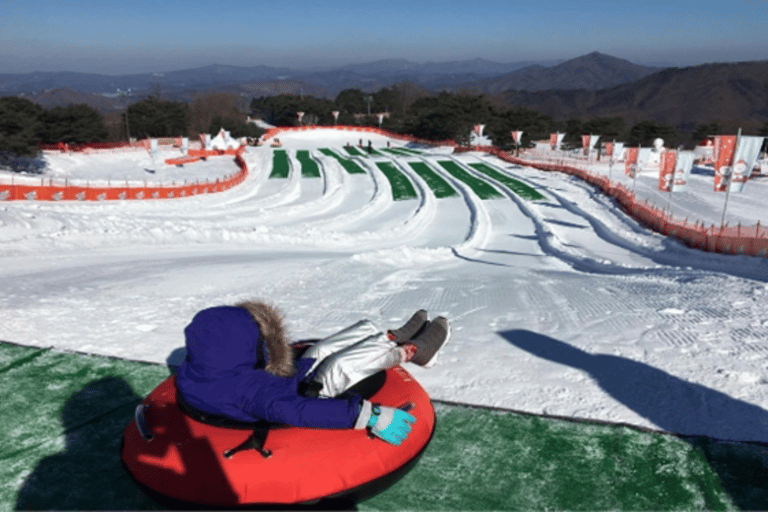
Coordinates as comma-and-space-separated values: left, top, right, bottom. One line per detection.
409, 317, 450, 368
387, 310, 429, 344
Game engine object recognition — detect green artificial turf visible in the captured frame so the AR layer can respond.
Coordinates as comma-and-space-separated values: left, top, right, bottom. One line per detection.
3, 341, 767, 511
408, 162, 459, 199
270, 149, 290, 178
296, 150, 321, 178
382, 147, 422, 157
319, 148, 367, 174
437, 160, 504, 200
343, 145, 366, 157
468, 162, 546, 201
375, 162, 418, 201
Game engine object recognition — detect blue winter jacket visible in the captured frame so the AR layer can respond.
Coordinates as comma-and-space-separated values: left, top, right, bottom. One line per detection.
176, 306, 362, 429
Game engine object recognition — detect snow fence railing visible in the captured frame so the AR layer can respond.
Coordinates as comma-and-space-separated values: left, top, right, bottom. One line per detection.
38, 138, 193, 153
261, 125, 457, 148
0, 147, 248, 202
455, 145, 768, 259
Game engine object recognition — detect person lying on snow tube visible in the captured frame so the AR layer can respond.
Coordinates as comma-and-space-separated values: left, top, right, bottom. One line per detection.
176, 302, 450, 446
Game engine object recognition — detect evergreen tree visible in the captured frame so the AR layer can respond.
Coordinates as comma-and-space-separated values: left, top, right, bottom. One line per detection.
0, 96, 44, 156
208, 116, 263, 139
627, 120, 678, 147
127, 96, 189, 138
691, 121, 722, 143
39, 104, 108, 144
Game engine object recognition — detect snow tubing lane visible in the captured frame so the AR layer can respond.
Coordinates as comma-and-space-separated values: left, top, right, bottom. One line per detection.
120, 366, 435, 508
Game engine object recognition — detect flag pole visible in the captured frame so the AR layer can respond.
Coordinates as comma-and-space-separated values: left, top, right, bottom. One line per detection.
720, 128, 741, 227
666, 151, 674, 217
608, 139, 613, 181
633, 144, 640, 192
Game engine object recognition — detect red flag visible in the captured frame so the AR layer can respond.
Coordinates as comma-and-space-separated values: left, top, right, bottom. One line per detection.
658, 151, 677, 192
713, 135, 737, 192
549, 133, 557, 149
625, 147, 639, 177
582, 135, 590, 155
605, 142, 614, 157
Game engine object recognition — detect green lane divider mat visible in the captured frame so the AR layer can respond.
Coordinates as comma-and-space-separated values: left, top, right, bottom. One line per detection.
296, 149, 320, 178
469, 162, 546, 201
269, 149, 290, 178
3, 340, 768, 511
437, 160, 504, 200
375, 162, 418, 201
382, 147, 422, 157
319, 148, 367, 174
343, 145, 366, 157
344, 145, 385, 157
408, 161, 458, 199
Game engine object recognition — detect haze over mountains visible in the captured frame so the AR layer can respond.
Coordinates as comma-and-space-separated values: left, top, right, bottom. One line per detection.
0, 52, 651, 103
3, 52, 767, 134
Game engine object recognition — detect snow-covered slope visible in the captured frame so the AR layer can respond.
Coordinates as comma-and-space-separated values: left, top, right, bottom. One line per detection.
2, 128, 767, 442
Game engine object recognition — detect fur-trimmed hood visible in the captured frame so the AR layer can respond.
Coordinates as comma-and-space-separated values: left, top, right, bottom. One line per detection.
236, 301, 295, 377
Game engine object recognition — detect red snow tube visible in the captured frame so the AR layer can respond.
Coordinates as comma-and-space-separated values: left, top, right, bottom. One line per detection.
121, 366, 435, 508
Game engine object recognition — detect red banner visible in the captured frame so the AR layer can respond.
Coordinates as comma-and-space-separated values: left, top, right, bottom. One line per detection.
625, 147, 639, 177
549, 133, 557, 149
658, 151, 677, 191
605, 142, 613, 157
713, 135, 737, 192
582, 135, 590, 155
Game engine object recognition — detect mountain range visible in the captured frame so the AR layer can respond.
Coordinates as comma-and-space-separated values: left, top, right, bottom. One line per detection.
1, 52, 638, 106
3, 52, 767, 135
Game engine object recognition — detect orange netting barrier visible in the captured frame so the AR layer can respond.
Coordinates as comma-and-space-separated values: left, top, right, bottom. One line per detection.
455, 145, 768, 259
1, 147, 247, 202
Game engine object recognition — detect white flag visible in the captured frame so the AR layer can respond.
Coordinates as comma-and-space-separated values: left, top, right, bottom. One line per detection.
637, 147, 652, 168
729, 136, 764, 192
611, 142, 625, 163
671, 152, 694, 192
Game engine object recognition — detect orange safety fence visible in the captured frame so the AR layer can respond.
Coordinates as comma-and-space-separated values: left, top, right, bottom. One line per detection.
455, 145, 768, 259
1, 147, 247, 202
39, 138, 189, 153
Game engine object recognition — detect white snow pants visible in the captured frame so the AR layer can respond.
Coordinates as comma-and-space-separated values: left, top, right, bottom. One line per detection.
301, 320, 404, 398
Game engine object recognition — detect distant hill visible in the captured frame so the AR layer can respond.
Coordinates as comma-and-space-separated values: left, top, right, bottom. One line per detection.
450, 52, 660, 93
19, 88, 127, 113
0, 57, 565, 102
502, 60, 768, 134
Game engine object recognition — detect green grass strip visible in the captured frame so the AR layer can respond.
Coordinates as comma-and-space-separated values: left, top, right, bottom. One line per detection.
375, 162, 418, 201
269, 149, 290, 178
382, 147, 421, 157
4, 340, 768, 511
319, 148, 367, 174
469, 162, 546, 201
437, 160, 503, 200
296, 150, 320, 178
408, 162, 458, 199
343, 145, 365, 157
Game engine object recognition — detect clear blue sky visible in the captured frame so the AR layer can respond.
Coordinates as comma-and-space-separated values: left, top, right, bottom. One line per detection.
1, 0, 766, 74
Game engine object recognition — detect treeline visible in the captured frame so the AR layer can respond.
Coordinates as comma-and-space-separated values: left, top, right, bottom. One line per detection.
252, 87, 766, 150
4, 86, 768, 170
0, 93, 263, 160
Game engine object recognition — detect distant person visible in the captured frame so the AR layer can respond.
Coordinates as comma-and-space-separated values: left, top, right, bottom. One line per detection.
176, 302, 450, 446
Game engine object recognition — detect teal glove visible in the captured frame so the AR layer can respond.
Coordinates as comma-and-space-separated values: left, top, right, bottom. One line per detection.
367, 403, 416, 446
